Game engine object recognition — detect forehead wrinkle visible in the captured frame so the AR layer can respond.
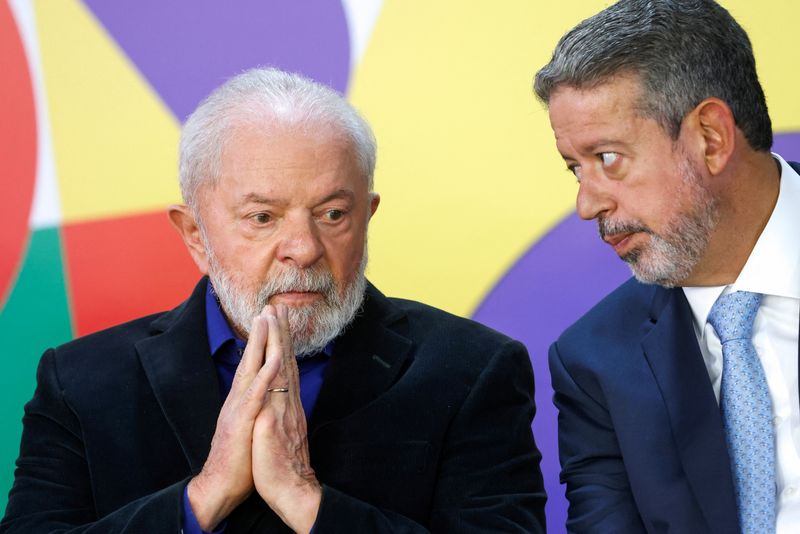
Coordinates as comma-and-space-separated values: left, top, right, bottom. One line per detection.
226, 180, 361, 216
239, 192, 288, 207
317, 189, 355, 204
552, 100, 645, 160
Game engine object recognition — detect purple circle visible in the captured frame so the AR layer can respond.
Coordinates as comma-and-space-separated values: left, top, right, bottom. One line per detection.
472, 212, 630, 531
472, 131, 800, 532
82, 0, 351, 121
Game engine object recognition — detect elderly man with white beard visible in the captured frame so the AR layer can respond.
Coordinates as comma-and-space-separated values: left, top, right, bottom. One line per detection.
1, 68, 546, 534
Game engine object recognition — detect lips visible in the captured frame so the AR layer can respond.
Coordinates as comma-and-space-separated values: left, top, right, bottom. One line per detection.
270, 291, 322, 304
604, 232, 635, 255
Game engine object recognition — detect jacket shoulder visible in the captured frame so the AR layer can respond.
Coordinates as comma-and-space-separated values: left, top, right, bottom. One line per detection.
556, 277, 658, 354
387, 296, 518, 349
47, 279, 206, 383
56, 312, 163, 354
380, 296, 527, 387
46, 311, 167, 384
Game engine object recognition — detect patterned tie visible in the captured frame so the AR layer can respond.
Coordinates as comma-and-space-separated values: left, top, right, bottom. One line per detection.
707, 291, 775, 534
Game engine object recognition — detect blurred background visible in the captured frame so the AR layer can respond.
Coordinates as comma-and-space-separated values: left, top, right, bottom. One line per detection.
2, 0, 799, 529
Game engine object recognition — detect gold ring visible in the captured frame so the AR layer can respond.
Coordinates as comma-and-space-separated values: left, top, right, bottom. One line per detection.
267, 387, 289, 393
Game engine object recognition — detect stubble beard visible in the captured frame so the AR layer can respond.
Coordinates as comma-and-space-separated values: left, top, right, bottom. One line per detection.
598, 156, 720, 288
203, 239, 368, 357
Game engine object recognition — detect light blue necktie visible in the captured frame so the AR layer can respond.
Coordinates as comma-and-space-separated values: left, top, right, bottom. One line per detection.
708, 291, 775, 534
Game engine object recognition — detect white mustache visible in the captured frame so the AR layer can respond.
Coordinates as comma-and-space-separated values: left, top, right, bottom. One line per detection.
258, 267, 336, 302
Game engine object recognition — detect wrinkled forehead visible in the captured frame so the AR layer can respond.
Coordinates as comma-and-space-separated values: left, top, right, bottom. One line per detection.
546, 75, 665, 158
548, 72, 646, 113
222, 115, 355, 155
194, 123, 366, 208
548, 76, 643, 127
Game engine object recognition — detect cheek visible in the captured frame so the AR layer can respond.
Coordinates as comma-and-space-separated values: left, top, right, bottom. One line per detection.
213, 240, 276, 284
643, 194, 689, 234
325, 233, 366, 281
623, 169, 681, 221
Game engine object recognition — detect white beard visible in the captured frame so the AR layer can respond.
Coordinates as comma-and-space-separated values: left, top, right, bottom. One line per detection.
205, 243, 367, 357
598, 155, 719, 288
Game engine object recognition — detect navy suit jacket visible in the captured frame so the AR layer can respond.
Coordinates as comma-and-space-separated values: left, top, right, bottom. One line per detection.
2, 278, 545, 533
550, 279, 781, 533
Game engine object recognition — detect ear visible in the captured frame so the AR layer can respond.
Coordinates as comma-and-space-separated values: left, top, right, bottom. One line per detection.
686, 98, 736, 176
368, 192, 380, 220
168, 204, 209, 274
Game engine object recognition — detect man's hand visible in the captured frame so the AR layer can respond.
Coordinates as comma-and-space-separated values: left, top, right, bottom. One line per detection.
187, 310, 283, 531
252, 304, 321, 534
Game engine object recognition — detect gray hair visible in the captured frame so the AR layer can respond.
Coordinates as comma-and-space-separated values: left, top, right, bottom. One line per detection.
179, 68, 377, 210
534, 0, 772, 151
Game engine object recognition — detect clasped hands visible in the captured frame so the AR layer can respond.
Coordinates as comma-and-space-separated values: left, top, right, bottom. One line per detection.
188, 304, 320, 533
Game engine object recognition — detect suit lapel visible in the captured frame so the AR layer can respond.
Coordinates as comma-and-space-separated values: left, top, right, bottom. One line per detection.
641, 287, 739, 533
309, 283, 413, 435
136, 278, 222, 474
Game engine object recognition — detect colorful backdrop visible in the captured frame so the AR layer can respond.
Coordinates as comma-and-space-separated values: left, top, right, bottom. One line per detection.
2, 0, 800, 529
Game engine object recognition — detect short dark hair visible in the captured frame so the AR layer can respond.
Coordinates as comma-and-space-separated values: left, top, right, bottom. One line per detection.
534, 0, 772, 151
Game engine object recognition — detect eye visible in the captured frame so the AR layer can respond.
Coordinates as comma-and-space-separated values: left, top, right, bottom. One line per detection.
252, 212, 272, 225
568, 165, 583, 183
324, 209, 345, 222
600, 152, 619, 168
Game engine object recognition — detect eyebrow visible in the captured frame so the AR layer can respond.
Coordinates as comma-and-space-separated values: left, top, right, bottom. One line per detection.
582, 139, 628, 154
558, 139, 627, 162
239, 189, 356, 207
241, 193, 287, 207
318, 189, 355, 204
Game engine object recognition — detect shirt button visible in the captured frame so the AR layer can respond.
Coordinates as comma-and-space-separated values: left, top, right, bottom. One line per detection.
774, 416, 783, 427
785, 486, 796, 496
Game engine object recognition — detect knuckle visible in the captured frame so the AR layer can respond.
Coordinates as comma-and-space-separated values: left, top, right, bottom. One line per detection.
242, 385, 262, 406
233, 365, 251, 383
257, 410, 278, 430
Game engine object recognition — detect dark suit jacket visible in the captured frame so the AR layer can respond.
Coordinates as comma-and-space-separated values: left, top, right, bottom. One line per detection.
550, 277, 800, 533
1, 278, 546, 533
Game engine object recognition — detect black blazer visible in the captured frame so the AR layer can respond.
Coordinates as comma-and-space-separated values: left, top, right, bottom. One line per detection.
1, 279, 546, 532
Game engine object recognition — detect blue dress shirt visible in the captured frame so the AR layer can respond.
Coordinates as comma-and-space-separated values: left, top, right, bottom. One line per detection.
182, 281, 330, 533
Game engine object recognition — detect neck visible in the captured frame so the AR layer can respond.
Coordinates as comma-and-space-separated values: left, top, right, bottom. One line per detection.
683, 150, 780, 287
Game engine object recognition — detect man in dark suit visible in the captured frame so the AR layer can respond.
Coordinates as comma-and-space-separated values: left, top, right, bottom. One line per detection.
1, 68, 546, 533
534, 1, 799, 532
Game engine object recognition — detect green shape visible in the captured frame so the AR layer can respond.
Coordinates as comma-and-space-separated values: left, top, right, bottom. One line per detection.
0, 227, 73, 516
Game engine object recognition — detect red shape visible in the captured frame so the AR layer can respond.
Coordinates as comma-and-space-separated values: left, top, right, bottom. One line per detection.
63, 211, 201, 336
0, 4, 37, 308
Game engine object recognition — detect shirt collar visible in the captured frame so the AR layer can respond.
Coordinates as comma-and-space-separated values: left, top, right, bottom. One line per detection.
205, 280, 244, 357
732, 153, 800, 300
682, 153, 800, 332
204, 279, 335, 359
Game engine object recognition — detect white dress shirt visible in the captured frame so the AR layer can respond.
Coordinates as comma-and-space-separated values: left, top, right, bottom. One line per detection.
683, 153, 800, 533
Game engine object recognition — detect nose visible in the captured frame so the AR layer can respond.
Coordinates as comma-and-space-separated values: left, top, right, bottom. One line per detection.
276, 213, 324, 268
575, 171, 615, 221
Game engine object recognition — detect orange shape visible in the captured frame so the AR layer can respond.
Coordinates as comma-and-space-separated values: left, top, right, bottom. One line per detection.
62, 211, 201, 336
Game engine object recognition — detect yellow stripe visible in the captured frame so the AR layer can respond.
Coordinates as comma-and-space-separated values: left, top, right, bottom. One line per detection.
35, 0, 181, 224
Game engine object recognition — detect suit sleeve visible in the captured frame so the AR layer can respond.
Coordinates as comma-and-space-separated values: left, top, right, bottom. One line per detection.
0, 349, 186, 533
312, 340, 546, 533
549, 341, 647, 533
